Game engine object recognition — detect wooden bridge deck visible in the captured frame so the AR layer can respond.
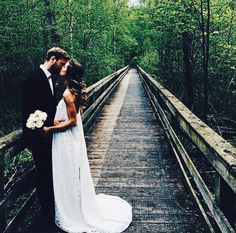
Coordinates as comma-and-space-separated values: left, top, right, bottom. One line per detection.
26, 69, 207, 233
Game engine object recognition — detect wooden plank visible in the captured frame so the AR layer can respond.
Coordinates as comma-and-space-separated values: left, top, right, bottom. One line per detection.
87, 74, 116, 98
0, 66, 129, 169
3, 189, 36, 233
82, 74, 122, 123
84, 67, 128, 116
0, 166, 35, 211
141, 77, 234, 233
138, 66, 236, 194
86, 66, 128, 98
0, 151, 4, 200
4, 139, 26, 163
0, 66, 129, 233
217, 177, 236, 229
82, 69, 128, 130
141, 78, 215, 233
90, 70, 207, 233
0, 130, 23, 157
0, 151, 6, 231
0, 66, 129, 162
25, 69, 208, 233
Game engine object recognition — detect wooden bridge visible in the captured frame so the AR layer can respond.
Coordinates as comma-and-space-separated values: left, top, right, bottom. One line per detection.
0, 67, 236, 233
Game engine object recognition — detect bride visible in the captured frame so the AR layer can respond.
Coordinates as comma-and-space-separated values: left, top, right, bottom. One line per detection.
43, 60, 132, 233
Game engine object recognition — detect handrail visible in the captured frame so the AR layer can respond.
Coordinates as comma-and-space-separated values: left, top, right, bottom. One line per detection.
0, 66, 129, 160
82, 66, 129, 129
138, 66, 236, 233
138, 66, 236, 189
86, 66, 128, 97
0, 66, 129, 233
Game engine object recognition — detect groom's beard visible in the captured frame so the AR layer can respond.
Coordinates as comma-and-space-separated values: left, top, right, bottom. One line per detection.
49, 64, 61, 75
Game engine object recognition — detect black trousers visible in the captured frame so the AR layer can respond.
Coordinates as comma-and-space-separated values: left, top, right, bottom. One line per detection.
30, 135, 55, 221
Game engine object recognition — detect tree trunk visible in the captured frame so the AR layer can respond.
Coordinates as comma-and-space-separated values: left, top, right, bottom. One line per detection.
200, 0, 210, 119
44, 0, 60, 45
182, 31, 194, 109
68, 0, 74, 55
112, 1, 118, 55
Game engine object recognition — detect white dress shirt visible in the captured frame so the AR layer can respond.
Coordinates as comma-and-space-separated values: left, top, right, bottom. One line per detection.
40, 64, 54, 95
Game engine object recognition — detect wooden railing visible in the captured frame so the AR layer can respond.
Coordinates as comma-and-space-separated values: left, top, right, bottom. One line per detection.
138, 66, 236, 233
0, 66, 129, 233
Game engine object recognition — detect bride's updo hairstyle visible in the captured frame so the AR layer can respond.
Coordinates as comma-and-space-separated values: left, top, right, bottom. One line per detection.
66, 60, 87, 110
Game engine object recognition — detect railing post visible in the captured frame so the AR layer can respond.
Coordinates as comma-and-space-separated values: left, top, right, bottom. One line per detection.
215, 173, 221, 205
171, 115, 179, 132
139, 66, 236, 232
0, 153, 6, 232
215, 173, 236, 229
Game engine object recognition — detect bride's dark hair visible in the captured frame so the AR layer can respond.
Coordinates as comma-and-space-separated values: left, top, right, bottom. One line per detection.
66, 60, 87, 110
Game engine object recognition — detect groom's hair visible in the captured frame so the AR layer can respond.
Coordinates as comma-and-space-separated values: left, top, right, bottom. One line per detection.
46, 47, 70, 61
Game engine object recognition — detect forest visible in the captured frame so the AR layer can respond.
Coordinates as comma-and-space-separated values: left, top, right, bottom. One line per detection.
0, 0, 235, 144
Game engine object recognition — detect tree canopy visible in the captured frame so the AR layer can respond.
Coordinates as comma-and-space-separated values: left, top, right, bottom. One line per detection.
0, 0, 235, 143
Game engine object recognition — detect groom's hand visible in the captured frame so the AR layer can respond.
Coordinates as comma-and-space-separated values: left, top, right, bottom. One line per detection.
42, 126, 51, 135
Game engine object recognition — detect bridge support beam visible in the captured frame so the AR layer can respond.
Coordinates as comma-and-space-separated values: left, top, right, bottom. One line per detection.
215, 174, 236, 230
0, 66, 129, 233
0, 154, 6, 232
138, 66, 236, 233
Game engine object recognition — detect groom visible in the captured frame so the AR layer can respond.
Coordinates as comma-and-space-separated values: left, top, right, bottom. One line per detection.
22, 47, 70, 223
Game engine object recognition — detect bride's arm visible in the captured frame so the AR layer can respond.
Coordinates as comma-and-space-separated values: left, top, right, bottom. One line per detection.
43, 93, 77, 133
54, 119, 65, 126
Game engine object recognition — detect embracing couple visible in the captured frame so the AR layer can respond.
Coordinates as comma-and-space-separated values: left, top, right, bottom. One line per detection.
22, 47, 132, 233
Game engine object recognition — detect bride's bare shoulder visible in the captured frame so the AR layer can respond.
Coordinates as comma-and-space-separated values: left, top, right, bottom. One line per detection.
63, 89, 76, 103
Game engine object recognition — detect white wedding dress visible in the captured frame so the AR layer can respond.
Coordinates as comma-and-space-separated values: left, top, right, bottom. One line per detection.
52, 93, 132, 233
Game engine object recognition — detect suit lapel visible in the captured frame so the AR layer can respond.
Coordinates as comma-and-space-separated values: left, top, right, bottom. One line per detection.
38, 68, 54, 98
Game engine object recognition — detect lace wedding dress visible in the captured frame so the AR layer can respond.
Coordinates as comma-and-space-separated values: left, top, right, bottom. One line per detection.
52, 93, 132, 233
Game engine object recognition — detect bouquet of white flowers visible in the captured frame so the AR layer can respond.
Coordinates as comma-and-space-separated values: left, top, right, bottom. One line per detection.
26, 110, 47, 130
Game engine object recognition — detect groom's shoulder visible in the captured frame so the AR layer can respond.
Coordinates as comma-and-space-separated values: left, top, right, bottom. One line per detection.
25, 67, 44, 82
23, 68, 44, 90
27, 67, 43, 78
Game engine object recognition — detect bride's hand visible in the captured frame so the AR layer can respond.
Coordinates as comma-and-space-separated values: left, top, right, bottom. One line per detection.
79, 108, 84, 115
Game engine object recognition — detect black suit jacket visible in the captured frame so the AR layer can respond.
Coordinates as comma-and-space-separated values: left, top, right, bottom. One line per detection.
22, 68, 57, 149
